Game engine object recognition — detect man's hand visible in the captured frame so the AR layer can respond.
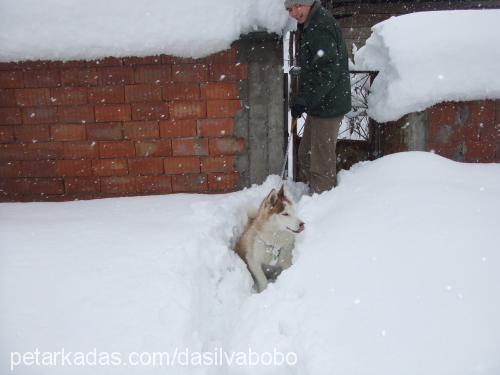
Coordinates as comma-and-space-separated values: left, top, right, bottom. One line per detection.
291, 104, 306, 119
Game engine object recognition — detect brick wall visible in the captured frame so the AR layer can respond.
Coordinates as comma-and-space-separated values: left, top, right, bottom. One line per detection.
0, 47, 248, 201
379, 100, 500, 163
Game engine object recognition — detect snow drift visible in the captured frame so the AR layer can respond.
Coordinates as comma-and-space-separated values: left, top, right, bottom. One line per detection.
1, 152, 500, 375
0, 0, 289, 62
354, 10, 500, 122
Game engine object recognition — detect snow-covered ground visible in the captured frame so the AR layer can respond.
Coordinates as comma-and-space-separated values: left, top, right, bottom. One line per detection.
0, 0, 290, 62
1, 152, 500, 375
354, 10, 500, 122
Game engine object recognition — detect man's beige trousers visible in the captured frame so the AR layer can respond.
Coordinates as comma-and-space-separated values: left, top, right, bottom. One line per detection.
298, 115, 342, 194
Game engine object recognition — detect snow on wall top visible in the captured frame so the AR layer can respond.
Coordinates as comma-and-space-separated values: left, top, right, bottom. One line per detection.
354, 10, 500, 123
0, 0, 290, 63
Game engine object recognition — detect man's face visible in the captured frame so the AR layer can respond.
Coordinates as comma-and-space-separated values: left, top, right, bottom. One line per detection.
287, 4, 311, 24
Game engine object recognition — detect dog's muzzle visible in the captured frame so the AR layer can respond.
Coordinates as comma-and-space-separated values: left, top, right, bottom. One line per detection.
288, 222, 305, 233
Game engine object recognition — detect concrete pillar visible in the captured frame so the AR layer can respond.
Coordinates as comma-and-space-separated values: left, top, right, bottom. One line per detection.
234, 32, 285, 188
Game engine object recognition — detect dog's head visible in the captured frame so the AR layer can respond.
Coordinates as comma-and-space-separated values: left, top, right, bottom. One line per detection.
259, 185, 305, 234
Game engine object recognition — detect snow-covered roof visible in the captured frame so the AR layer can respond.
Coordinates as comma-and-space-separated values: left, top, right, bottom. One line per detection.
354, 10, 500, 123
0, 0, 289, 63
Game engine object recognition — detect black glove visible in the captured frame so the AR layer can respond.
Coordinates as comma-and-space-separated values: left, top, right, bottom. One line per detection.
291, 104, 306, 119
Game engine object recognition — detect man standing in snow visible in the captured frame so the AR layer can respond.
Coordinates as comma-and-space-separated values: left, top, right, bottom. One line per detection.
285, 0, 351, 193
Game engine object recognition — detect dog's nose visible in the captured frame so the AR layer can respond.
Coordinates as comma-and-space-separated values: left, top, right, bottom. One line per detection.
299, 222, 305, 231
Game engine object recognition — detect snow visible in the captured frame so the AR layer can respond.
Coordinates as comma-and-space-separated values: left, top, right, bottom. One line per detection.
354, 10, 500, 122
2, 152, 500, 375
0, 0, 289, 63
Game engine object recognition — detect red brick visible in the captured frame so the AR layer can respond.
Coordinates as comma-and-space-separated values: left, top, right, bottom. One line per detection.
61, 68, 99, 86
0, 160, 57, 177
128, 158, 164, 175
101, 176, 136, 194
18, 61, 50, 70
200, 82, 238, 100
0, 126, 15, 143
210, 63, 247, 81
207, 100, 241, 118
0, 62, 21, 70
87, 57, 123, 67
88, 86, 124, 104
86, 122, 123, 141
167, 55, 207, 65
123, 56, 161, 66
159, 119, 197, 138
0, 71, 24, 88
48, 60, 87, 69
123, 121, 159, 140
27, 178, 64, 195
50, 87, 88, 105
172, 138, 208, 156
98, 67, 134, 86
207, 47, 238, 64
197, 118, 233, 137
0, 144, 24, 161
99, 142, 135, 158
0, 89, 17, 107
464, 101, 496, 134
429, 102, 457, 127
172, 64, 208, 82
208, 172, 239, 192
136, 175, 172, 194
0, 178, 30, 195
209, 137, 245, 155
0, 161, 23, 177
172, 174, 207, 193
0, 108, 22, 125
92, 159, 128, 176
135, 140, 172, 157
95, 104, 131, 122
0, 177, 63, 197
465, 140, 496, 163
56, 160, 92, 176
0, 143, 63, 161
63, 142, 99, 159
57, 105, 95, 123
22, 107, 57, 124
163, 83, 200, 100
125, 84, 162, 102
51, 124, 86, 141
164, 156, 200, 174
27, 143, 64, 160
201, 156, 235, 173
64, 177, 100, 194
15, 88, 51, 106
14, 125, 50, 142
24, 70, 61, 88
170, 101, 206, 119
134, 65, 171, 84
131, 102, 169, 121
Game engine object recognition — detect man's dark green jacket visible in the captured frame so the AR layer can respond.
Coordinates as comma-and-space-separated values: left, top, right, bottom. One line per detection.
295, 2, 352, 118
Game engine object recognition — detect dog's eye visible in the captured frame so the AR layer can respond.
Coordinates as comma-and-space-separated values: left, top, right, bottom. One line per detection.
282, 213, 289, 216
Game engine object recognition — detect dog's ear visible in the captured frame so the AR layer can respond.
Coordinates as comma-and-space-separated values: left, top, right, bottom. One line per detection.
278, 184, 285, 199
265, 188, 278, 207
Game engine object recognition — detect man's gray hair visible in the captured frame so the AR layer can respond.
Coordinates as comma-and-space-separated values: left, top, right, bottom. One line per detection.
284, 0, 316, 8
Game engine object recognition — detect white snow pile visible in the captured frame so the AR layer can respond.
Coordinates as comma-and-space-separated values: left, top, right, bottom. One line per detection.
1, 152, 500, 375
0, 0, 289, 63
354, 10, 500, 122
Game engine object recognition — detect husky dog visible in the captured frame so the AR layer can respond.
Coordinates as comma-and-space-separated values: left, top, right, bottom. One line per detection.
235, 185, 305, 292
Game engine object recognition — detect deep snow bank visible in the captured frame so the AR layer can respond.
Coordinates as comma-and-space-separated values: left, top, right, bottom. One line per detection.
1, 152, 500, 375
0, 0, 289, 62
354, 10, 500, 122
